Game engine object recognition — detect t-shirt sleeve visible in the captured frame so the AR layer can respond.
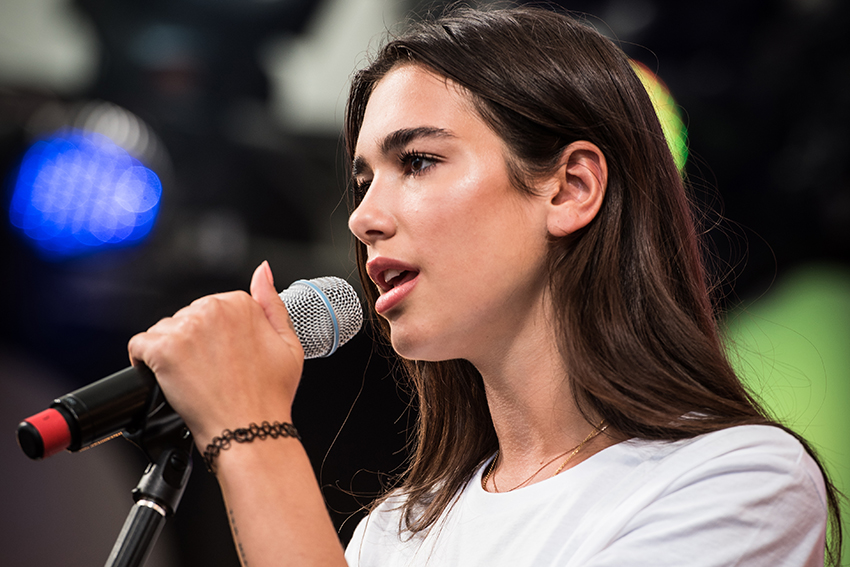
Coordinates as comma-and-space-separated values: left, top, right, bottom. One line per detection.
344, 514, 369, 567
571, 427, 827, 567
344, 493, 409, 567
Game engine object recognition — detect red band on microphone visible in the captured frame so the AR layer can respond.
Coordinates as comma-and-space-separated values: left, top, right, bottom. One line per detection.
25, 408, 72, 458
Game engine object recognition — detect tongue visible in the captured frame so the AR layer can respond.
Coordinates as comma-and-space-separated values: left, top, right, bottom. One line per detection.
389, 270, 416, 288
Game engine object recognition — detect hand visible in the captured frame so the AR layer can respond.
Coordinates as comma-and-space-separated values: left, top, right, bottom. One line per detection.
128, 262, 304, 449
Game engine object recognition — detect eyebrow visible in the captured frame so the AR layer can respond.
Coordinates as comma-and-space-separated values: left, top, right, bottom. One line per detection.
352, 126, 456, 177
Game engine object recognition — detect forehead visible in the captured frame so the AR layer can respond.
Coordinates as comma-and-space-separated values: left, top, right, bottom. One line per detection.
355, 65, 481, 152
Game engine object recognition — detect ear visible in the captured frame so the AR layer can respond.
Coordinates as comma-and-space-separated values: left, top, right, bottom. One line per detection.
544, 141, 607, 238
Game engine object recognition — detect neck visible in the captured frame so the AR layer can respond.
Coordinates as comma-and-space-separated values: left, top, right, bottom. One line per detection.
469, 303, 614, 491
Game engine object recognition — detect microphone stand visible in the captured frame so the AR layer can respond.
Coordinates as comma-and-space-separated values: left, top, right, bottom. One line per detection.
104, 398, 194, 567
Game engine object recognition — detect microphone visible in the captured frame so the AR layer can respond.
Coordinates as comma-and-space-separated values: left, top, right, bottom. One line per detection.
16, 276, 363, 460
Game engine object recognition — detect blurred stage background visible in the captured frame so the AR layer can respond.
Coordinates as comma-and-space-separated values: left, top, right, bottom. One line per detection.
0, 0, 847, 565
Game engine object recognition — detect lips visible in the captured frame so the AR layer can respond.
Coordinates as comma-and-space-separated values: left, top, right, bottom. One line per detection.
367, 257, 420, 313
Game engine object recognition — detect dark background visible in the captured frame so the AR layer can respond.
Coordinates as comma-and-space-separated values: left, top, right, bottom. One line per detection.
1, 0, 847, 565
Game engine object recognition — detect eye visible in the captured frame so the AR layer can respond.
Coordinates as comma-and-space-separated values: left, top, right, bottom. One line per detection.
352, 178, 371, 203
400, 151, 439, 177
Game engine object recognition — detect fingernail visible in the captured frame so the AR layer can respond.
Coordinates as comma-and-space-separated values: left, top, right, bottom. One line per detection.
263, 260, 274, 286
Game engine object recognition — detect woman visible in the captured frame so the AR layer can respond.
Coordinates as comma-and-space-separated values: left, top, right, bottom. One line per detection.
129, 6, 842, 567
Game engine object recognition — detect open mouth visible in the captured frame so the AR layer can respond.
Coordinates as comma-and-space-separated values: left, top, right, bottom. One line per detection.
380, 268, 418, 291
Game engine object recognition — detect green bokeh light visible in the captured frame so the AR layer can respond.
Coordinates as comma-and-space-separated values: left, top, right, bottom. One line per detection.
631, 61, 689, 172
724, 264, 850, 559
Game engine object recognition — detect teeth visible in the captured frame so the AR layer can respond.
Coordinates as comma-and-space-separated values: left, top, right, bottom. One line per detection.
383, 269, 403, 284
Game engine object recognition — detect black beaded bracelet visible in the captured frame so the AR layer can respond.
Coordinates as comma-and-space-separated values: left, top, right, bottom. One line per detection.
202, 421, 300, 474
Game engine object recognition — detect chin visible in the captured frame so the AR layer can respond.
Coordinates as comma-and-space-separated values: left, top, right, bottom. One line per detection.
389, 329, 457, 363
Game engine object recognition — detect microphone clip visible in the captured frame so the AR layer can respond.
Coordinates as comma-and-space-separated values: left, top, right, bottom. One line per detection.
104, 396, 195, 567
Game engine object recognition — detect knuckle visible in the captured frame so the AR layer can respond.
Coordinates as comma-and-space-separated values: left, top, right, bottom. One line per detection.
190, 294, 216, 311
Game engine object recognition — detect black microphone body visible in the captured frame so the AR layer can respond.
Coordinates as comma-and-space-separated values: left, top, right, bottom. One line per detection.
16, 366, 159, 460
17, 276, 362, 460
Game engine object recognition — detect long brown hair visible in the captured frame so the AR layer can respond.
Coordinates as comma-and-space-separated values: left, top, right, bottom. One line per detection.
344, 6, 842, 562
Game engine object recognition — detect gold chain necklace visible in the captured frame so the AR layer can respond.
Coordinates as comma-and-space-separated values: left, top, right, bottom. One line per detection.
481, 421, 608, 493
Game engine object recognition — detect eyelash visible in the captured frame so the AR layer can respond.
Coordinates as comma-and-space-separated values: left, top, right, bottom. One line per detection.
353, 178, 371, 202
352, 150, 440, 202
399, 150, 439, 177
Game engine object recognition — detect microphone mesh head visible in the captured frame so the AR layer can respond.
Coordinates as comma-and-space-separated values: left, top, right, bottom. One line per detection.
279, 276, 363, 359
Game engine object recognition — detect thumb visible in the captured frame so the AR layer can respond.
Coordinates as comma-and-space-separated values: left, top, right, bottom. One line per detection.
250, 261, 300, 346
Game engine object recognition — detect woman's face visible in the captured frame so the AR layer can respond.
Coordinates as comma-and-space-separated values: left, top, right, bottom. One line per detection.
348, 65, 554, 364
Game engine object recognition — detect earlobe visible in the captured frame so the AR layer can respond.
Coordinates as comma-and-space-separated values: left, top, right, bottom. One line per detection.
546, 141, 607, 238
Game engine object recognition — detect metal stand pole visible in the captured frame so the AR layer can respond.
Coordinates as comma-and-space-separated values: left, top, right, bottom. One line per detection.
104, 405, 194, 567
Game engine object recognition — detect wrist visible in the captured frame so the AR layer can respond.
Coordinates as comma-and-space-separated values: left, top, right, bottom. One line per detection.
202, 420, 300, 474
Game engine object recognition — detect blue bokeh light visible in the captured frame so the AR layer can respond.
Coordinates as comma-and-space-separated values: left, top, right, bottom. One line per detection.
8, 129, 162, 258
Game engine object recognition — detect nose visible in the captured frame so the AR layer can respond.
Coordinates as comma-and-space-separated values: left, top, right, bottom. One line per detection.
348, 180, 396, 245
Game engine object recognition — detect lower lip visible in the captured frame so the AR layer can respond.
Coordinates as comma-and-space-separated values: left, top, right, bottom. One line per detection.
375, 275, 418, 314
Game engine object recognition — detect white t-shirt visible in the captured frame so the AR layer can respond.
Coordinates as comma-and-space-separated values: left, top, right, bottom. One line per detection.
345, 425, 827, 566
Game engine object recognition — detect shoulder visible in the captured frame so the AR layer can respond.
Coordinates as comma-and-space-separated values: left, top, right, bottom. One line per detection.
603, 424, 827, 512
627, 425, 822, 488
625, 422, 809, 456
346, 426, 828, 566
564, 425, 827, 566
344, 491, 420, 566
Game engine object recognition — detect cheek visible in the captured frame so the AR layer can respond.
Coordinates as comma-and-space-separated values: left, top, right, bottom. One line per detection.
401, 189, 468, 244
419, 170, 502, 225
